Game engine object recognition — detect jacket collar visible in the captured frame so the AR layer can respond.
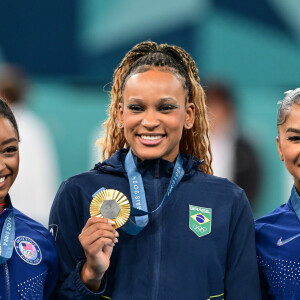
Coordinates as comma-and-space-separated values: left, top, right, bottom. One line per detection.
93, 148, 202, 178
290, 185, 300, 222
0, 194, 13, 224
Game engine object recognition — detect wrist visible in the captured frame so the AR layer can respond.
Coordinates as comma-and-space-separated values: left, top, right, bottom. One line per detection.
80, 262, 105, 292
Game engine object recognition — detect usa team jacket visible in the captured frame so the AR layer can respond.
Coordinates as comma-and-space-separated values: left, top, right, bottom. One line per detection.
49, 149, 261, 300
255, 186, 300, 299
0, 195, 58, 300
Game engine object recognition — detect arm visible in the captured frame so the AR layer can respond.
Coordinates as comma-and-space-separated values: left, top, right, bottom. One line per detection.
43, 234, 59, 300
79, 217, 118, 292
49, 180, 117, 299
255, 222, 274, 300
224, 191, 261, 300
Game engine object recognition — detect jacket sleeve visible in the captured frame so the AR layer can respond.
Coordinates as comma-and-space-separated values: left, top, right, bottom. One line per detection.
43, 233, 59, 300
224, 190, 261, 300
49, 180, 107, 299
255, 222, 273, 299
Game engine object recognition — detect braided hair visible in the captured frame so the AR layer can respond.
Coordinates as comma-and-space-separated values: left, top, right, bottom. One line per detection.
100, 41, 213, 174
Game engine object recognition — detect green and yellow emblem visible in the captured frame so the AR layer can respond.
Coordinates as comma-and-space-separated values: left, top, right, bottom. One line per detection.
189, 205, 212, 237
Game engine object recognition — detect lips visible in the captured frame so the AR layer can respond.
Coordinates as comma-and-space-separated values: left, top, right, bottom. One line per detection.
0, 176, 8, 187
140, 135, 163, 140
138, 134, 165, 146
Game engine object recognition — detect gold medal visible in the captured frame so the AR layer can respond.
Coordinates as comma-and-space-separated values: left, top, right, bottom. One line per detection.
90, 189, 131, 229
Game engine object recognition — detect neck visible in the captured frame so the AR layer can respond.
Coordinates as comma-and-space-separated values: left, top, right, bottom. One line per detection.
0, 201, 6, 214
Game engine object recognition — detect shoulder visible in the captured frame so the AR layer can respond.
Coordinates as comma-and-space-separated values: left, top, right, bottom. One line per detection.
51, 170, 101, 213
61, 170, 98, 187
51, 168, 125, 217
56, 151, 126, 197
194, 172, 246, 200
255, 203, 289, 233
183, 172, 250, 219
14, 208, 56, 248
56, 169, 105, 195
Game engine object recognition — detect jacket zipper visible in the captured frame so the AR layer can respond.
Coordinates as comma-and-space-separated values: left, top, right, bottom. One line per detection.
4, 262, 11, 300
152, 161, 162, 300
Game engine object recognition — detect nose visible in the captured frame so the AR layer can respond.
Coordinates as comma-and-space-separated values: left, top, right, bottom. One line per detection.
141, 110, 160, 129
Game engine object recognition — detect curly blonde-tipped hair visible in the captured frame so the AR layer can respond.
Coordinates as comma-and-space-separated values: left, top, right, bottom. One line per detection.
100, 41, 213, 174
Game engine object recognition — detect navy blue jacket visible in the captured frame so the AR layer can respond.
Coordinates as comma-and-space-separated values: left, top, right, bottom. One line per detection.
49, 149, 261, 300
256, 186, 300, 299
0, 195, 58, 300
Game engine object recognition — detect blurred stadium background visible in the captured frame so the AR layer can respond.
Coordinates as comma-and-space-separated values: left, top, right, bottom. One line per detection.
1, 0, 299, 218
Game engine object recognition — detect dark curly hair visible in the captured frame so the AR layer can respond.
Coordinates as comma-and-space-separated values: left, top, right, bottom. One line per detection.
0, 98, 20, 141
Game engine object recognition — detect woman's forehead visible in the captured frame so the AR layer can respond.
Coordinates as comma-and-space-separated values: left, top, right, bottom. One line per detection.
279, 104, 300, 129
0, 117, 18, 140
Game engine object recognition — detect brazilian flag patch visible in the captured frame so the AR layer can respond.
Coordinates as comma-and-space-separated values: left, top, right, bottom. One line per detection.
189, 205, 212, 237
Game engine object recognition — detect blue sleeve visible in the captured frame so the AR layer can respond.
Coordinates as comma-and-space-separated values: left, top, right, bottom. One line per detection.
43, 233, 59, 300
49, 180, 107, 299
224, 191, 261, 300
255, 222, 273, 299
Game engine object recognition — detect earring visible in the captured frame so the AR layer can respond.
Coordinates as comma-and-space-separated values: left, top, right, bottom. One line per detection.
186, 124, 190, 128
119, 123, 123, 128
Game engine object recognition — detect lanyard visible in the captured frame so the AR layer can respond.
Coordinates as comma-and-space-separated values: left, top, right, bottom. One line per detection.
0, 211, 15, 264
122, 149, 185, 235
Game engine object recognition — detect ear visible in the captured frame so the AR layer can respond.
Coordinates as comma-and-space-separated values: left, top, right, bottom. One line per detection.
276, 136, 284, 161
184, 103, 195, 129
118, 102, 124, 125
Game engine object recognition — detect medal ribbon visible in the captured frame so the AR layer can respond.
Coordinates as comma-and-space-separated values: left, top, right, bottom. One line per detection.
0, 211, 15, 264
122, 149, 184, 235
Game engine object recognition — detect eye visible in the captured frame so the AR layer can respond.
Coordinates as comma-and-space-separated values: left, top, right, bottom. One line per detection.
287, 136, 300, 142
4, 146, 18, 154
158, 104, 179, 112
126, 104, 144, 112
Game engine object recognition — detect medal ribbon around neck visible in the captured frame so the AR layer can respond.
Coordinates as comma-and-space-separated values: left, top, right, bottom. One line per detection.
122, 149, 185, 235
0, 211, 15, 264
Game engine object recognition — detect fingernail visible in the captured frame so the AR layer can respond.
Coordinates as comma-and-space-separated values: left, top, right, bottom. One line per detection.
114, 238, 118, 243
115, 231, 119, 237
108, 219, 115, 225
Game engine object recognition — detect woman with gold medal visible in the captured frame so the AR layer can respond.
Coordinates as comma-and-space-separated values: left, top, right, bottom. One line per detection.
49, 42, 261, 299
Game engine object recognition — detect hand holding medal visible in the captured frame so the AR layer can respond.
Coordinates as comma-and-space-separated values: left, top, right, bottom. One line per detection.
80, 191, 130, 293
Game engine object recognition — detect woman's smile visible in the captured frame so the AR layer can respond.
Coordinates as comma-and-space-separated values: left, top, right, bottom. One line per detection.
0, 117, 19, 204
138, 134, 165, 146
0, 175, 8, 185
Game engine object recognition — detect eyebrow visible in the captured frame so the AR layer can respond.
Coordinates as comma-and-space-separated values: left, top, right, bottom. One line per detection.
127, 97, 178, 103
1, 138, 18, 146
159, 97, 178, 103
126, 98, 143, 104
286, 128, 300, 134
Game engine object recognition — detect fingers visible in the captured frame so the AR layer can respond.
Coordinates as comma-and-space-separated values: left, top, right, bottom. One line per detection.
79, 217, 119, 251
81, 226, 118, 247
82, 217, 116, 232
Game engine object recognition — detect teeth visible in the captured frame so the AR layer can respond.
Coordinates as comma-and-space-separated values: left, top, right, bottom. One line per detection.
141, 135, 162, 140
0, 177, 5, 183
